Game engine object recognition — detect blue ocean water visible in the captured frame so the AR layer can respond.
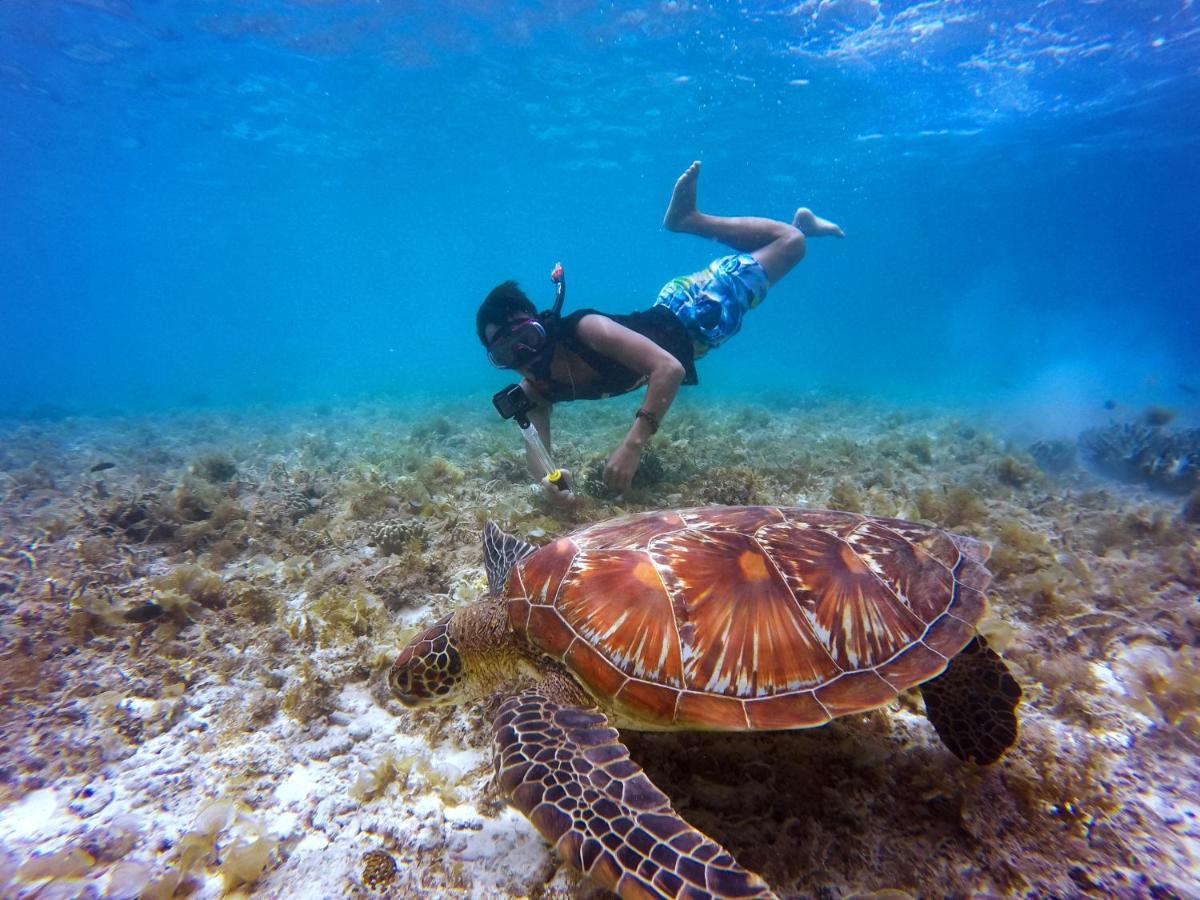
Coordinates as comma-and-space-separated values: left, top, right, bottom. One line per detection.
1, 0, 1197, 423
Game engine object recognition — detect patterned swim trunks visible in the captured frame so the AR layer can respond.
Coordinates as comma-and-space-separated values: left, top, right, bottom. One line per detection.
653, 253, 770, 353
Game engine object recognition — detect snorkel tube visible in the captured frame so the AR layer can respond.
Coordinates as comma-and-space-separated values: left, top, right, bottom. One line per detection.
539, 261, 566, 334
489, 262, 572, 494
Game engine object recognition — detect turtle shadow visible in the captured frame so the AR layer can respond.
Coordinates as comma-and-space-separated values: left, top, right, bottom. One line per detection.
623, 717, 974, 897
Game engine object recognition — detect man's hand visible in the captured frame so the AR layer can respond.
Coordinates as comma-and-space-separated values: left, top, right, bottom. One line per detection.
539, 468, 577, 508
603, 441, 641, 493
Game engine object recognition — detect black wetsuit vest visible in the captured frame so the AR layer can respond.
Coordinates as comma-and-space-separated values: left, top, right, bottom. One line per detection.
528, 307, 698, 403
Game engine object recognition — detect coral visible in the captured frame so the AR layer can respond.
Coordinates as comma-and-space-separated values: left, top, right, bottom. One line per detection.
370, 518, 429, 556
1078, 423, 1200, 492
362, 849, 399, 891
277, 486, 317, 521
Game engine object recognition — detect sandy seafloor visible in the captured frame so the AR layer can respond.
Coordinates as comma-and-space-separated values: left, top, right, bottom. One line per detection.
0, 394, 1196, 899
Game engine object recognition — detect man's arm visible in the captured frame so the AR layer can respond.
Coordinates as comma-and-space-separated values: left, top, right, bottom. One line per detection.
574, 314, 685, 492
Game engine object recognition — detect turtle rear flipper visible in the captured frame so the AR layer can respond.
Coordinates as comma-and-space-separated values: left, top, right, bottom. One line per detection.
918, 637, 1021, 765
493, 691, 775, 900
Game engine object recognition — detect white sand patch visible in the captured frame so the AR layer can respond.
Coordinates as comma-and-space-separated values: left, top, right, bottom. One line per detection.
0, 789, 62, 843
275, 763, 323, 805
0, 668, 555, 898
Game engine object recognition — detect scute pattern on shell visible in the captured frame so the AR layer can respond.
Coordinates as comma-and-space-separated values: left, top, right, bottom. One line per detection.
506, 507, 992, 731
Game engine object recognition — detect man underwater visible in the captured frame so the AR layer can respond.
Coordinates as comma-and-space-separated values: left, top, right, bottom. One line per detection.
477, 161, 843, 506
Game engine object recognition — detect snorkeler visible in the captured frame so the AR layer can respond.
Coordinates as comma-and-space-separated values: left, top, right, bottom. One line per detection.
477, 161, 844, 506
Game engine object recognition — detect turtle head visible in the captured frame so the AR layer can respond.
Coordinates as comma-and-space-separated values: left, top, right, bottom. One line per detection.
389, 613, 465, 707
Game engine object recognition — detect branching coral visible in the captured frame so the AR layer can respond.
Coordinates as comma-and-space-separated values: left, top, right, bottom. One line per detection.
1079, 423, 1200, 492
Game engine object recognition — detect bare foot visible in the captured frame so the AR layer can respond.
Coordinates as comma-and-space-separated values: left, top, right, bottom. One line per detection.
663, 161, 702, 232
792, 207, 844, 238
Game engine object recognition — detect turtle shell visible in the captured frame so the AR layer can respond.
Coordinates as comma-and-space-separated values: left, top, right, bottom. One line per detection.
505, 506, 992, 731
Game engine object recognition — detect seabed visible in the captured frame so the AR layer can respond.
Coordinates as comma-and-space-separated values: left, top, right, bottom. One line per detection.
0, 395, 1196, 898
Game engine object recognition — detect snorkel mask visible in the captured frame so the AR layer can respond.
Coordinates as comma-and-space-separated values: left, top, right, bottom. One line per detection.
485, 262, 567, 370
486, 317, 548, 369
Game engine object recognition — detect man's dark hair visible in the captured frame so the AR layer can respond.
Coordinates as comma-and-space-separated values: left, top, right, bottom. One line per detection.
476, 281, 537, 346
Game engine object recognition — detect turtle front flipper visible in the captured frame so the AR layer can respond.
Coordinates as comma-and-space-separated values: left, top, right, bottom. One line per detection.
483, 521, 537, 595
494, 692, 775, 900
918, 636, 1022, 764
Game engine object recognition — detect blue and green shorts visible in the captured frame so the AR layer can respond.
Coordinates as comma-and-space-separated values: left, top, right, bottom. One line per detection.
653, 253, 769, 354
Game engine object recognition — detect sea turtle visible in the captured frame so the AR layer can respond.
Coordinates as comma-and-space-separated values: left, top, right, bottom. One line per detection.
389, 507, 1021, 899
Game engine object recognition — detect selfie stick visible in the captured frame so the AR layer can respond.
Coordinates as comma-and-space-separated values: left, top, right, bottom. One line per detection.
526, 262, 568, 491
519, 420, 566, 489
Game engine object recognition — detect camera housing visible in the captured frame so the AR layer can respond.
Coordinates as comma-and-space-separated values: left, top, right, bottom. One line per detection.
492, 383, 536, 427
